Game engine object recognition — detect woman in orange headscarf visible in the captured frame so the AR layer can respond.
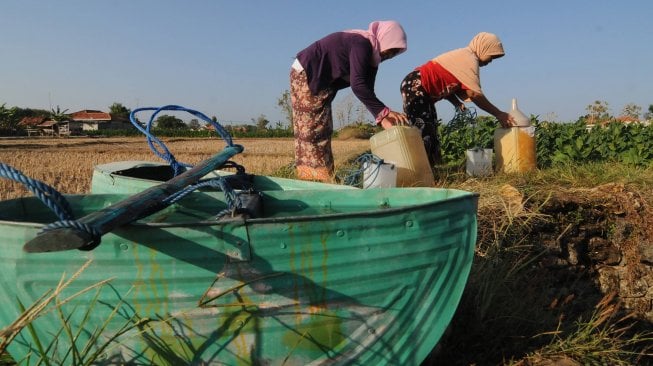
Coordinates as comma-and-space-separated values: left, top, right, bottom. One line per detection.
400, 32, 514, 165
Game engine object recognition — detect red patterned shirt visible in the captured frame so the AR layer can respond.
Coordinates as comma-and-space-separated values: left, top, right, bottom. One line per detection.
416, 61, 468, 101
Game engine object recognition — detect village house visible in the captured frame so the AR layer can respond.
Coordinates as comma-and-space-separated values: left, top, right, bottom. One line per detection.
18, 116, 70, 136
70, 110, 132, 132
585, 115, 651, 131
19, 110, 133, 136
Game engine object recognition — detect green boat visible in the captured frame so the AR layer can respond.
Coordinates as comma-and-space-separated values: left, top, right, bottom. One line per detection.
0, 105, 478, 364
90, 160, 357, 195
0, 186, 477, 365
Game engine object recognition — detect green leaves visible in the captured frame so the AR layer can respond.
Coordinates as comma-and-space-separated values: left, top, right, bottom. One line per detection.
441, 110, 498, 165
0, 103, 20, 130
441, 117, 653, 168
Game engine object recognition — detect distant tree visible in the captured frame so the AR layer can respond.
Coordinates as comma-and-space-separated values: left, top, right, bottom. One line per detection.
335, 94, 355, 129
109, 102, 131, 121
585, 100, 611, 125
0, 103, 19, 130
156, 114, 187, 129
188, 118, 201, 130
50, 105, 69, 122
620, 103, 641, 119
277, 90, 293, 126
252, 114, 269, 130
353, 102, 371, 125
642, 104, 653, 120
542, 112, 558, 123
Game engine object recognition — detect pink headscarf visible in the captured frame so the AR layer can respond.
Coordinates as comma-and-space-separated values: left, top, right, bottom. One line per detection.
344, 20, 407, 67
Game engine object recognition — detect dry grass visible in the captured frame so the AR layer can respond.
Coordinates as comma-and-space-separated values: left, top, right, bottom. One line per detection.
3, 137, 652, 365
0, 137, 370, 200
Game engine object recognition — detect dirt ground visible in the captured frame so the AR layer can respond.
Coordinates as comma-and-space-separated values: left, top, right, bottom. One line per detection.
426, 180, 653, 365
533, 183, 653, 323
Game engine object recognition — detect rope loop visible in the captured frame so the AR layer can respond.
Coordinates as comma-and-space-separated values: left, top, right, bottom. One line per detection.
129, 105, 244, 218
164, 177, 240, 207
0, 163, 103, 247
337, 153, 386, 188
0, 163, 75, 221
129, 105, 235, 176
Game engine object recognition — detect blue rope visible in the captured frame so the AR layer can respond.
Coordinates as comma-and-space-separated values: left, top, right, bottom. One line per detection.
0, 163, 101, 243
1, 105, 244, 249
164, 177, 241, 210
129, 105, 235, 176
338, 153, 386, 188
129, 105, 243, 214
0, 163, 74, 221
39, 220, 102, 238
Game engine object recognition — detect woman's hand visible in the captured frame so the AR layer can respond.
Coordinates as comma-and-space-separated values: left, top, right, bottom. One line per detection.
380, 110, 409, 129
496, 111, 515, 128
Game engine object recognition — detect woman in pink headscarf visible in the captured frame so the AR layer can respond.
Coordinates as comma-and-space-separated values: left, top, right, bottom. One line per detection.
291, 20, 409, 182
400, 32, 514, 165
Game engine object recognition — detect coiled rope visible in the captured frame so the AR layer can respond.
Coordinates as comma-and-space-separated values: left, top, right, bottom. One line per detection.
0, 163, 74, 220
341, 108, 479, 188
130, 105, 235, 176
129, 105, 244, 218
337, 153, 387, 188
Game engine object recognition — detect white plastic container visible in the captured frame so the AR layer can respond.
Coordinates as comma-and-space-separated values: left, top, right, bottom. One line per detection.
370, 126, 435, 187
465, 148, 493, 177
509, 98, 531, 127
362, 161, 397, 189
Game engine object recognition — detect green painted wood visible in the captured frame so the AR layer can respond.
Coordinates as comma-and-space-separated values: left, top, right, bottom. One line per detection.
0, 187, 478, 365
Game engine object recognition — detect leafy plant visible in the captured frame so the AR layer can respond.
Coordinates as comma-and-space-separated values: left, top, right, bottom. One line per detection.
441, 109, 497, 165
49, 106, 70, 122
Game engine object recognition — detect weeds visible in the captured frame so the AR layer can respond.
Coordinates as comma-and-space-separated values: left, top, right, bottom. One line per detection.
2, 138, 652, 365
513, 293, 653, 365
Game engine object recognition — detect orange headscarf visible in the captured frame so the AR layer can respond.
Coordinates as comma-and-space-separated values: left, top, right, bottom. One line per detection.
432, 32, 504, 94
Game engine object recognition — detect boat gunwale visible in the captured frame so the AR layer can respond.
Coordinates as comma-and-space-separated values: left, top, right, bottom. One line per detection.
0, 190, 479, 228
137, 190, 479, 227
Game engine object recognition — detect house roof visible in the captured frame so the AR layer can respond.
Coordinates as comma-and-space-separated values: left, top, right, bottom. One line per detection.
19, 116, 49, 126
616, 115, 639, 123
70, 110, 112, 122
38, 121, 59, 127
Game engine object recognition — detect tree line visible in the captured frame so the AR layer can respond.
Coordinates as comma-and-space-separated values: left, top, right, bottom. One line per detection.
2, 97, 652, 137
583, 100, 653, 125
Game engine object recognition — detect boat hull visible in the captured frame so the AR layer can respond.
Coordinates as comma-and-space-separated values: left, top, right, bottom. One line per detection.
0, 188, 477, 365
90, 161, 357, 194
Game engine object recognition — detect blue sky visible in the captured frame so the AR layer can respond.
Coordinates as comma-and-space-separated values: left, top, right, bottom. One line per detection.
1, 1, 652, 125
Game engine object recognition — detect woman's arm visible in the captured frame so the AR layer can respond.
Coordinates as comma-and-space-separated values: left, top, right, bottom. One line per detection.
446, 94, 465, 110
464, 90, 513, 127
348, 39, 408, 127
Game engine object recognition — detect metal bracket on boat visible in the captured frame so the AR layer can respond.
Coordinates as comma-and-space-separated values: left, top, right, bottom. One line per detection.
217, 220, 251, 262
211, 191, 260, 262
